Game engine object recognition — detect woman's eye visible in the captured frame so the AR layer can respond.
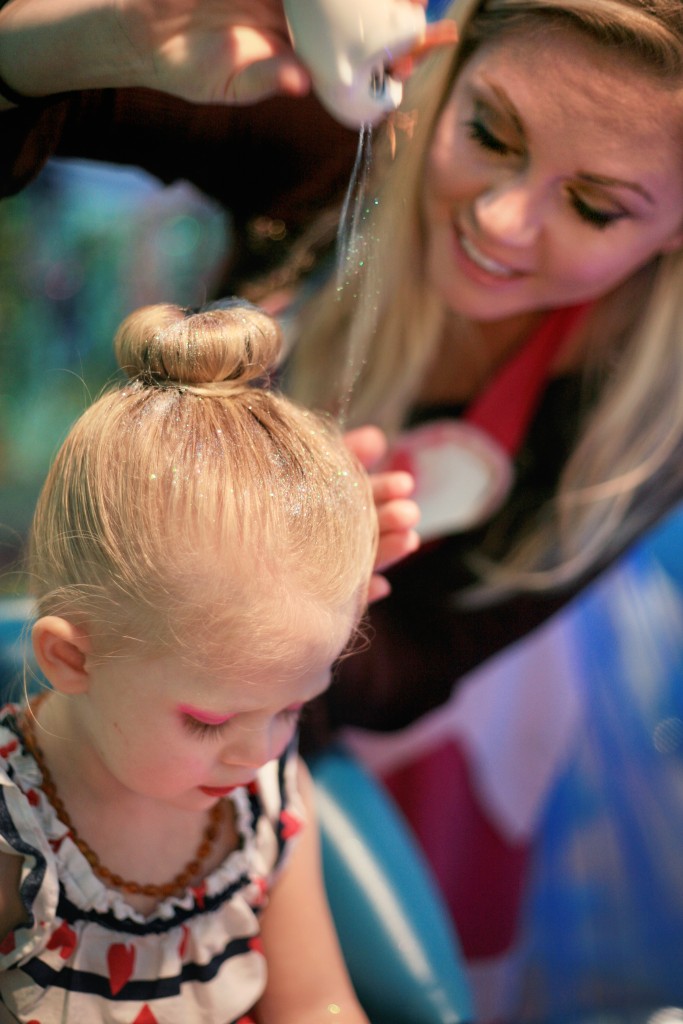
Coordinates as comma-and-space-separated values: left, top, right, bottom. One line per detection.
465, 119, 512, 156
569, 191, 625, 230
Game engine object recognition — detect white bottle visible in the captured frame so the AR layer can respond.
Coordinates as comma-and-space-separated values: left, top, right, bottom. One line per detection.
283, 0, 427, 128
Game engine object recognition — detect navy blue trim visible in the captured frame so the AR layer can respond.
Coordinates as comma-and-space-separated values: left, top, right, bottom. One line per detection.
273, 738, 299, 865
54, 871, 253, 935
21, 934, 253, 1000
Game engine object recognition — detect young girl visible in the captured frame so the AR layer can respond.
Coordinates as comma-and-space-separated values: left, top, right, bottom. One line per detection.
0, 300, 378, 1023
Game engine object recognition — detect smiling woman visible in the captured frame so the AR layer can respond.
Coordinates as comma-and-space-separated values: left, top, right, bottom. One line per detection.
286, 2, 683, 1021
424, 28, 683, 319
289, 0, 683, 585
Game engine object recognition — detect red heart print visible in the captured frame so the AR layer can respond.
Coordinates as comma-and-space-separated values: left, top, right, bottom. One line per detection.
191, 881, 207, 909
132, 1006, 158, 1024
107, 942, 135, 995
47, 921, 77, 960
279, 810, 302, 840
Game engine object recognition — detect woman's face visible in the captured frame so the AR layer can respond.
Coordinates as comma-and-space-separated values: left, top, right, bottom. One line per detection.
423, 26, 683, 321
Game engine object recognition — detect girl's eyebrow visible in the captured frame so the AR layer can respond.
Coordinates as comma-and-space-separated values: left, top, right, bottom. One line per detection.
177, 703, 237, 725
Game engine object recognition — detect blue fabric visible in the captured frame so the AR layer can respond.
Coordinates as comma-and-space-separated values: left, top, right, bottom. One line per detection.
518, 502, 683, 1021
427, 0, 454, 19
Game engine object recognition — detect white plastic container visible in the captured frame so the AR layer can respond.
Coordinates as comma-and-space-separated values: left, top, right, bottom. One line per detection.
283, 0, 426, 128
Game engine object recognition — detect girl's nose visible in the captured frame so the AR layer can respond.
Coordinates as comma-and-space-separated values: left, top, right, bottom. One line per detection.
474, 178, 542, 248
222, 721, 274, 769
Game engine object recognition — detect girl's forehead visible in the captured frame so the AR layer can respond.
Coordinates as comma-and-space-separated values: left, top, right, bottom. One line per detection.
180, 595, 360, 677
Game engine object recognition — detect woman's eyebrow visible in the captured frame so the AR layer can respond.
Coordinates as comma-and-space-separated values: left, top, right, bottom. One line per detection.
480, 78, 525, 135
479, 77, 654, 205
576, 172, 654, 205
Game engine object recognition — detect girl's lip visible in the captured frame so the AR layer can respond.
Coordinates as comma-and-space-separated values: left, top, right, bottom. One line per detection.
199, 785, 238, 797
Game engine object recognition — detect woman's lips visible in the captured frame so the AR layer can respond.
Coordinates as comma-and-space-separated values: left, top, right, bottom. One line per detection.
455, 227, 527, 282
199, 785, 239, 797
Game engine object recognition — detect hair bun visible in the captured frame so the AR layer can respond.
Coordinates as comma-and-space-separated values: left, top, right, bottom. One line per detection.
114, 300, 283, 386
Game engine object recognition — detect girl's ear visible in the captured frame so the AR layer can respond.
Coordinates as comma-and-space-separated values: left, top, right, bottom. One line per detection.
32, 617, 92, 695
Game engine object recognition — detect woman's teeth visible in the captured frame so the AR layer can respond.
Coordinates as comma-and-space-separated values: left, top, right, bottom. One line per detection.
460, 233, 516, 278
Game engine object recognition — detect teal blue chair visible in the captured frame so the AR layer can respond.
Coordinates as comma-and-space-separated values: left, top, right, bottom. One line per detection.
310, 747, 473, 1024
0, 597, 34, 703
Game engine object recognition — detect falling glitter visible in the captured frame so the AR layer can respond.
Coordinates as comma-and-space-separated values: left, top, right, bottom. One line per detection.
334, 123, 376, 427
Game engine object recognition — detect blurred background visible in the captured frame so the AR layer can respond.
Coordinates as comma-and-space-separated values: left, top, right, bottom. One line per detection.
0, 160, 231, 688
0, 160, 231, 588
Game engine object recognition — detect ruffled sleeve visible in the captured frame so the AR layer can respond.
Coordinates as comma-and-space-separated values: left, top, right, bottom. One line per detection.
0, 708, 60, 967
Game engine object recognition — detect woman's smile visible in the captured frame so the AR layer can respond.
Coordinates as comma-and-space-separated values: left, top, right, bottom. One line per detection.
456, 226, 525, 280
423, 26, 683, 322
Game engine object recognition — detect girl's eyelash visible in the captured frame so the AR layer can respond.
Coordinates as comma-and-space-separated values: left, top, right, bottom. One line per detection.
280, 706, 304, 725
183, 705, 305, 739
568, 191, 624, 229
183, 715, 229, 739
465, 119, 511, 155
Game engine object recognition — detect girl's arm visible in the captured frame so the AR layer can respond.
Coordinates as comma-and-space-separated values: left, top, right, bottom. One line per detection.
254, 759, 370, 1024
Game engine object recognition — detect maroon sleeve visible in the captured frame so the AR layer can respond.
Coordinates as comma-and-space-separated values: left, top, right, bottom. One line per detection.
0, 82, 358, 231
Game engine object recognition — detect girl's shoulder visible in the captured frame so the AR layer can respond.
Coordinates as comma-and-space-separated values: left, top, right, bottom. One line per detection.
0, 703, 61, 969
226, 742, 307, 882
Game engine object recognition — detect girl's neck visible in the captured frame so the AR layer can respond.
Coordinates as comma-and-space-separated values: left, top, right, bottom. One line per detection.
27, 692, 237, 916
32, 690, 133, 808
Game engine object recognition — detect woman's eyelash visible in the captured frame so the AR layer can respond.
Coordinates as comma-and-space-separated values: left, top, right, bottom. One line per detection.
465, 119, 511, 155
568, 191, 625, 229
466, 118, 626, 231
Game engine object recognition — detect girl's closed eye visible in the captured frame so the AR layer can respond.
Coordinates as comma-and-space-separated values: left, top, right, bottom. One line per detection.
179, 703, 306, 740
178, 704, 236, 739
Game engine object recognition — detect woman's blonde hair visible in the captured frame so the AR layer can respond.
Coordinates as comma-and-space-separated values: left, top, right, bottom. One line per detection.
28, 301, 377, 660
288, 0, 683, 594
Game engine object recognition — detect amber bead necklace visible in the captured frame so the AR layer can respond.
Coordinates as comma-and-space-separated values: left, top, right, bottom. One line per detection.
22, 694, 224, 900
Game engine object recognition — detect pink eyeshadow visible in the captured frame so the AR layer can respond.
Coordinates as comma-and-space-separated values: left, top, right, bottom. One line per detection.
177, 703, 236, 725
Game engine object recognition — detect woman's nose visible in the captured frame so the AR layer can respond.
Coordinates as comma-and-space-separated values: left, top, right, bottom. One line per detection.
474, 177, 542, 248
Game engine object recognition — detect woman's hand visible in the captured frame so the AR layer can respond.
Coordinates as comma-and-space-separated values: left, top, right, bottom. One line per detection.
0, 0, 456, 108
0, 0, 310, 106
118, 0, 312, 104
344, 425, 420, 603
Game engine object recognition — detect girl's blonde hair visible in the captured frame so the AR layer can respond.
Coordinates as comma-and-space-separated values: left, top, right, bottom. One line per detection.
28, 301, 377, 660
288, 0, 683, 594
